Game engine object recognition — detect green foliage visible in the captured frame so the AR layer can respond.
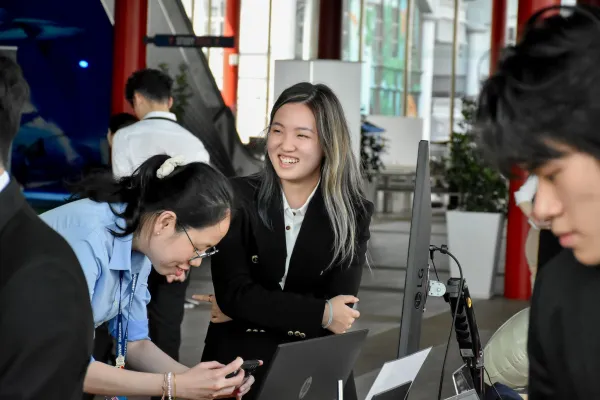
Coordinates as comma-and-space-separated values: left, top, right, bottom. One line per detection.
361, 115, 388, 182
157, 62, 193, 121
442, 99, 508, 213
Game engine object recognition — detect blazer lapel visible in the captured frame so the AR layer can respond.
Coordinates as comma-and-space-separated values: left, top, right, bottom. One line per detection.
252, 193, 288, 283
286, 186, 333, 285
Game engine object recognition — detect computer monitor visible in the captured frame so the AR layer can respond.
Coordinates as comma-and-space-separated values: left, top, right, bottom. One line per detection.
397, 139, 432, 358
255, 329, 368, 400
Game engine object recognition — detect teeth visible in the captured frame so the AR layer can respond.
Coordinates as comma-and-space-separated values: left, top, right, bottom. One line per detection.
280, 156, 299, 164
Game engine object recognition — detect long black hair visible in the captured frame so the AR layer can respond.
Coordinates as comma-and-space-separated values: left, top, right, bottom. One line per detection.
69, 154, 234, 237
258, 82, 365, 268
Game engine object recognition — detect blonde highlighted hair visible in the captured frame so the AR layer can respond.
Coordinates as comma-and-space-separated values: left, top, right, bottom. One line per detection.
256, 82, 366, 269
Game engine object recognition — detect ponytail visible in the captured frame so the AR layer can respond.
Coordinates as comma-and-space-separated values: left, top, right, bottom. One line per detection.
69, 154, 234, 238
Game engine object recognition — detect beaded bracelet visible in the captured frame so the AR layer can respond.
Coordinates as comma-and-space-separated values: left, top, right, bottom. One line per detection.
173, 373, 177, 400
161, 372, 173, 400
322, 299, 334, 329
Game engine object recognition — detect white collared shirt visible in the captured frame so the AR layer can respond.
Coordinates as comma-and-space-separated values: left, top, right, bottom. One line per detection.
280, 182, 320, 289
0, 170, 9, 193
111, 111, 210, 178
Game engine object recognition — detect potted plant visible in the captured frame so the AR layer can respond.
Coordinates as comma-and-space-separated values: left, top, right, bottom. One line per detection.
442, 98, 508, 299
360, 114, 387, 204
158, 62, 193, 121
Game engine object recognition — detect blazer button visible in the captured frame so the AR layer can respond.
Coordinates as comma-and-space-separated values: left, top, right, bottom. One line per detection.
288, 331, 294, 336
294, 331, 301, 337
260, 329, 265, 333
246, 329, 252, 332
253, 329, 258, 332
251, 255, 259, 264
286, 225, 291, 231
300, 333, 306, 339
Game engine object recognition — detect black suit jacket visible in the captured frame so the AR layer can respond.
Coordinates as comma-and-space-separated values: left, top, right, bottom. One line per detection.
203, 175, 373, 364
0, 178, 94, 400
527, 249, 600, 399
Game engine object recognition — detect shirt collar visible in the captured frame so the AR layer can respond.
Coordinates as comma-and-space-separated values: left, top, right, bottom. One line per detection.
143, 111, 177, 121
106, 203, 151, 273
282, 179, 321, 217
0, 171, 9, 193
107, 233, 134, 271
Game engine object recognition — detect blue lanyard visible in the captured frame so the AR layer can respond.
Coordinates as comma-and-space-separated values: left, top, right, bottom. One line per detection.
115, 270, 139, 369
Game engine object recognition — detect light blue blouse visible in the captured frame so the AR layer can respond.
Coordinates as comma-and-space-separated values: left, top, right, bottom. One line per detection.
41, 199, 152, 346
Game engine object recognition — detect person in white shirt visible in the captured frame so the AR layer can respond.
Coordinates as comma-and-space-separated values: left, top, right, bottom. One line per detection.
111, 68, 211, 372
515, 175, 556, 288
111, 68, 210, 178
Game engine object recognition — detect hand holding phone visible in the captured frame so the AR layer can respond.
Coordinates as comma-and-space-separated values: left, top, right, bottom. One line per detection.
226, 359, 262, 379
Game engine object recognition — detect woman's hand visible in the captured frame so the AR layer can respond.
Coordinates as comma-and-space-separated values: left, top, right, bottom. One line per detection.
192, 294, 233, 323
177, 358, 246, 399
234, 368, 261, 399
323, 295, 360, 334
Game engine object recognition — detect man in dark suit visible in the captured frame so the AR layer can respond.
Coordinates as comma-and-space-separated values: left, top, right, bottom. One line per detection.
0, 55, 94, 399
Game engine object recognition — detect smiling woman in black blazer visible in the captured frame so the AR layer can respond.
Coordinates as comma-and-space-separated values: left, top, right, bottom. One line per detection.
196, 82, 374, 400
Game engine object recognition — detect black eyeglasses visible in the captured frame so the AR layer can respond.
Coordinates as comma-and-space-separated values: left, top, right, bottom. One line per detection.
181, 226, 219, 264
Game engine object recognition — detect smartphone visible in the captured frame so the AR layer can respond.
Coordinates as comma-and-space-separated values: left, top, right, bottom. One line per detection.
226, 360, 261, 379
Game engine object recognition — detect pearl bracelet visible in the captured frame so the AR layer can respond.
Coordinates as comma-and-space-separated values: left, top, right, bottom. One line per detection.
322, 299, 334, 329
162, 372, 173, 400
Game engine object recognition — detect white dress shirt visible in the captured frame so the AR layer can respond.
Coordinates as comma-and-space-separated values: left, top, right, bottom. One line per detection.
0, 171, 9, 193
280, 182, 320, 289
111, 111, 210, 178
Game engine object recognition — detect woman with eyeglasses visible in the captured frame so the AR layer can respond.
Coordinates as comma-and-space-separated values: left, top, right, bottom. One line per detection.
40, 154, 258, 400
196, 82, 374, 400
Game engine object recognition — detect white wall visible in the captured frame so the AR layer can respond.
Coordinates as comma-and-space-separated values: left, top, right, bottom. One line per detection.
274, 60, 363, 159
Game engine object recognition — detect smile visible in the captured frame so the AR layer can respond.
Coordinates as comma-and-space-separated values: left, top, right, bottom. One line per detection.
279, 155, 299, 165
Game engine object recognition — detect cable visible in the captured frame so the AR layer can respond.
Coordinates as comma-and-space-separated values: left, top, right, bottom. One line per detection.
484, 367, 503, 400
429, 245, 464, 400
428, 247, 440, 281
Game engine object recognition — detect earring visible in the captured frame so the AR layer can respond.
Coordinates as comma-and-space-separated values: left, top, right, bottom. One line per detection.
156, 231, 160, 236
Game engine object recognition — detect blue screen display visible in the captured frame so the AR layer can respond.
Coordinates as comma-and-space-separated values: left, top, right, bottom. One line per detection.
0, 1, 113, 195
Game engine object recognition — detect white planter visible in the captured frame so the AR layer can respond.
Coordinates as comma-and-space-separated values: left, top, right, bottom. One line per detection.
446, 210, 505, 299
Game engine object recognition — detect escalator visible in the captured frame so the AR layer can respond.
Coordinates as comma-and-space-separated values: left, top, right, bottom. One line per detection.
145, 0, 262, 177
0, 0, 260, 211
103, 0, 262, 177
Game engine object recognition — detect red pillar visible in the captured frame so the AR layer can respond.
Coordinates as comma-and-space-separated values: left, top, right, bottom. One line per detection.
111, 0, 148, 115
502, 0, 561, 300
489, 0, 507, 75
318, 0, 343, 59
222, 0, 241, 114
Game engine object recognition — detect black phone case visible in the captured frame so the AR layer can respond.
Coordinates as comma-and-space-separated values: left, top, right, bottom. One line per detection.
226, 360, 261, 379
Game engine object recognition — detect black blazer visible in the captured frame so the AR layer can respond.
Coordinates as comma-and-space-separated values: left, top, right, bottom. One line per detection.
0, 178, 94, 400
202, 175, 373, 368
